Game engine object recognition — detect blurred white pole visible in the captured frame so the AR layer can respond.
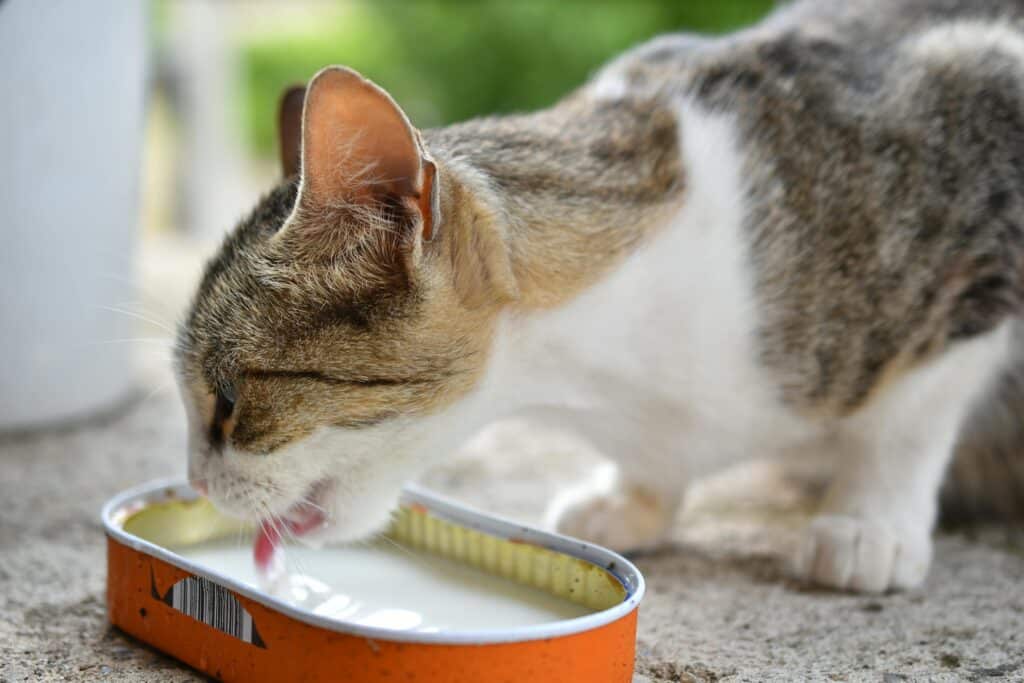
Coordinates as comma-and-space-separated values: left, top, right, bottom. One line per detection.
169, 0, 253, 241
0, 0, 147, 429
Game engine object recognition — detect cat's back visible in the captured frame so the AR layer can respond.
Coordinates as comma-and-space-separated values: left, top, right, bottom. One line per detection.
594, 0, 1024, 415
600, 0, 1024, 118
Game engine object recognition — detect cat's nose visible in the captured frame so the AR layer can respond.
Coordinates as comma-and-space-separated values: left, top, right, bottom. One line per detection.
187, 458, 208, 495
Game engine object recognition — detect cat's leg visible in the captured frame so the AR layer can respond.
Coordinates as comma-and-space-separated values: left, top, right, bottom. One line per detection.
795, 324, 1011, 593
540, 411, 687, 552
545, 461, 685, 552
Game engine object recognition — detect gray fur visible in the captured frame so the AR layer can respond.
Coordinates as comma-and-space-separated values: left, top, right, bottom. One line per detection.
180, 0, 1024, 520
602, 0, 1024, 520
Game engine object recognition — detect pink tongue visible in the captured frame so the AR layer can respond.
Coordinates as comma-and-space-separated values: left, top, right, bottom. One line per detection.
253, 521, 282, 571
252, 507, 326, 571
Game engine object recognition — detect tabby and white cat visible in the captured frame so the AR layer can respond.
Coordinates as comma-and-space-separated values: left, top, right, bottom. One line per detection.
177, 0, 1024, 594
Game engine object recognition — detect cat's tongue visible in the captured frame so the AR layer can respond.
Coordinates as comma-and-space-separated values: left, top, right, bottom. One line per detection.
253, 505, 326, 573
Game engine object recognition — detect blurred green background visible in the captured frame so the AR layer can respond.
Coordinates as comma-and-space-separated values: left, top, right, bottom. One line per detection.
143, 1, 776, 241
236, 1, 775, 158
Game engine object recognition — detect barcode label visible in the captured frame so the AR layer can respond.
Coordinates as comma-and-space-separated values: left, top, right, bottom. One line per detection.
156, 574, 265, 648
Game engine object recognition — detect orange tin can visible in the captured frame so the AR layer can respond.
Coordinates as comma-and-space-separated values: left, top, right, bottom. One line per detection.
103, 480, 645, 682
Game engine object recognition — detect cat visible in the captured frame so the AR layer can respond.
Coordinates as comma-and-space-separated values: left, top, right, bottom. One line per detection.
176, 0, 1024, 594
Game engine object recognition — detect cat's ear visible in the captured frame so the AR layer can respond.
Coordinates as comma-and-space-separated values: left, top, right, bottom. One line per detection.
296, 66, 440, 242
277, 85, 306, 178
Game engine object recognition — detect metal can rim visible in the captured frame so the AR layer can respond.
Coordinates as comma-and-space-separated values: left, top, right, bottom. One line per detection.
102, 477, 646, 645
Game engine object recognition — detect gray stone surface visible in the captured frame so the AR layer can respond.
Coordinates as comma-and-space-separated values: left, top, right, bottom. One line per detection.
2, 374, 1022, 682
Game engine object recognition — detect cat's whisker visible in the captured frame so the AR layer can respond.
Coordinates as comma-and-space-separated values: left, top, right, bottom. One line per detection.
298, 498, 327, 514
373, 532, 420, 561
138, 379, 175, 406
105, 274, 185, 311
98, 305, 176, 334
108, 300, 178, 328
92, 337, 173, 346
279, 523, 312, 578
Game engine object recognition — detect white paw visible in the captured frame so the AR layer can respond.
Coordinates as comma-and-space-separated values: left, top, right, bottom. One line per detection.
545, 484, 676, 553
794, 515, 932, 593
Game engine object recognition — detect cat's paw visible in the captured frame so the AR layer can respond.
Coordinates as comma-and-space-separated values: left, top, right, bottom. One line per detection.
793, 515, 932, 593
545, 483, 676, 553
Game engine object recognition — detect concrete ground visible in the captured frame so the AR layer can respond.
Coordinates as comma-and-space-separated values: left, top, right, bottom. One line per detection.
2, 380, 1023, 683
2, 237, 1022, 682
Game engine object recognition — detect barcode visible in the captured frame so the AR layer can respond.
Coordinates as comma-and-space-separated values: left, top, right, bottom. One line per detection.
160, 575, 265, 647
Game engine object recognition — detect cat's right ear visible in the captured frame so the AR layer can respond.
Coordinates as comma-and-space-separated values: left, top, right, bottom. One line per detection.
291, 67, 438, 239
278, 85, 306, 178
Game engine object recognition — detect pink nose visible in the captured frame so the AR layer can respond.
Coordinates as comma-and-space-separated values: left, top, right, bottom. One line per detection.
190, 478, 209, 496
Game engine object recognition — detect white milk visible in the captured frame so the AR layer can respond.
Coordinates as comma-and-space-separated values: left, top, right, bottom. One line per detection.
173, 539, 593, 632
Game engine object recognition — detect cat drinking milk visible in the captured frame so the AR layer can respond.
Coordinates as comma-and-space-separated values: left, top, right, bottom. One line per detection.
177, 0, 1024, 594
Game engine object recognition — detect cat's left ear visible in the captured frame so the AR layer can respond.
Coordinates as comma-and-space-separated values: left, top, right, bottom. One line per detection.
294, 66, 440, 242
277, 85, 306, 178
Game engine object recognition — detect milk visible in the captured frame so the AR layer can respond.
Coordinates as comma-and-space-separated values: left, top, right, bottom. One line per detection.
173, 538, 593, 631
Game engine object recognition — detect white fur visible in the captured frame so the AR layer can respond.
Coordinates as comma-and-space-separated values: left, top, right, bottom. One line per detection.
588, 72, 630, 101
908, 20, 1024, 66
587, 33, 710, 102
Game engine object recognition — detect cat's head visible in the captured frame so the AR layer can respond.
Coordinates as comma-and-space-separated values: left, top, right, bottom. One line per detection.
175, 68, 514, 541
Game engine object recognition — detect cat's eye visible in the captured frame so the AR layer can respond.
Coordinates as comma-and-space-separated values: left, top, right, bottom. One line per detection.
216, 382, 237, 416
209, 382, 237, 449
